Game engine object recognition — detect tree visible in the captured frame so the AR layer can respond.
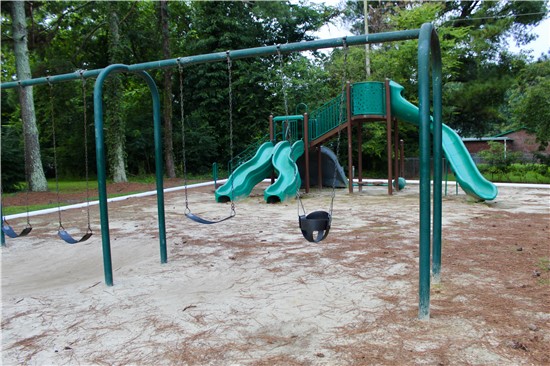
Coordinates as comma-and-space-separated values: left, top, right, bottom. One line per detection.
9, 1, 48, 191
159, 0, 176, 178
0, 109, 25, 192
507, 57, 550, 149
105, 2, 129, 183
342, 0, 403, 35
478, 140, 522, 179
439, 1, 548, 136
179, 1, 335, 173
1, 0, 336, 180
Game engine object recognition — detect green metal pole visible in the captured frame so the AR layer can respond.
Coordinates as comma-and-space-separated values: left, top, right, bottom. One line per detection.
430, 29, 443, 286
135, 70, 167, 264
417, 22, 442, 320
2, 30, 420, 91
94, 65, 168, 286
93, 65, 126, 286
1, 69, 102, 89
213, 163, 217, 187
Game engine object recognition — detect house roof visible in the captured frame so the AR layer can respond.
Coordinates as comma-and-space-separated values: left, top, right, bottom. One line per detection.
462, 136, 513, 142
461, 127, 532, 142
492, 127, 532, 138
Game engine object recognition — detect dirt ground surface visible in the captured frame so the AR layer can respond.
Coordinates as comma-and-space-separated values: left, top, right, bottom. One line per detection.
1, 182, 549, 365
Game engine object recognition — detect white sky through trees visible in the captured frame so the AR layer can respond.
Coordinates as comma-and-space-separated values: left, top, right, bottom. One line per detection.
305, 0, 549, 58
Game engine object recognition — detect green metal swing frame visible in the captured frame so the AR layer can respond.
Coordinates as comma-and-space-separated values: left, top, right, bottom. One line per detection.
1, 24, 442, 320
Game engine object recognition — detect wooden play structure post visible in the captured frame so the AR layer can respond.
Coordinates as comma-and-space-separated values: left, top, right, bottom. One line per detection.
346, 81, 354, 194
393, 118, 400, 191
385, 79, 393, 195
303, 113, 310, 193
269, 114, 275, 185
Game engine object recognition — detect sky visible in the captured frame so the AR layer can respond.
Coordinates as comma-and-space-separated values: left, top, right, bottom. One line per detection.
308, 0, 550, 59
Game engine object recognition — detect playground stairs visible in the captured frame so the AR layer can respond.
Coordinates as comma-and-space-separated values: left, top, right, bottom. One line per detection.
306, 92, 348, 148
234, 82, 389, 169
229, 134, 270, 172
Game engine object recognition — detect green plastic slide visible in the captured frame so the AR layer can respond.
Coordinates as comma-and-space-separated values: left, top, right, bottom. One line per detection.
389, 80, 498, 201
264, 140, 305, 203
215, 141, 274, 202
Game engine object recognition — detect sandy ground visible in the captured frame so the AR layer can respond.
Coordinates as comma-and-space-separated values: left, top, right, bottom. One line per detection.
1, 182, 549, 365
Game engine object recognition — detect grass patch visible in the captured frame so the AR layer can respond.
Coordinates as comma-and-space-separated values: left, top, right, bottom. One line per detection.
2, 203, 61, 216
2, 174, 212, 216
48, 180, 99, 193
537, 258, 550, 272
2, 176, 175, 216
1, 191, 152, 216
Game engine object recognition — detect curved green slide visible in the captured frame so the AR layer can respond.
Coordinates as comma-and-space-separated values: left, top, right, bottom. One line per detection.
264, 140, 305, 203
215, 141, 274, 202
389, 80, 498, 201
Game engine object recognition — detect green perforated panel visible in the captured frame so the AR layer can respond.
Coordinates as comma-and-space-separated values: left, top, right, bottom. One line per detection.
351, 82, 386, 116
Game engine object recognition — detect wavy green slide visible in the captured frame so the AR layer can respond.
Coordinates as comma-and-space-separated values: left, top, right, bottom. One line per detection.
264, 140, 305, 203
215, 141, 274, 202
389, 80, 498, 201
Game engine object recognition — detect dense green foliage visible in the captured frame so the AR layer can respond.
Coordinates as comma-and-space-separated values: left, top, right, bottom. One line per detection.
1, 0, 548, 191
507, 57, 550, 148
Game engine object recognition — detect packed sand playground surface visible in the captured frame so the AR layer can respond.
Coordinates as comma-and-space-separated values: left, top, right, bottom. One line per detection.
2, 182, 549, 365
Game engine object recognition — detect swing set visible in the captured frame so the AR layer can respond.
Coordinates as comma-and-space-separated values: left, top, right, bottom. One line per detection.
1, 24, 443, 319
1, 72, 93, 245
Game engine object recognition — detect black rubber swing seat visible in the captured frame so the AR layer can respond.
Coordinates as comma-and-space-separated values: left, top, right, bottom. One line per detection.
2, 222, 32, 238
299, 210, 332, 243
58, 228, 93, 244
185, 211, 235, 225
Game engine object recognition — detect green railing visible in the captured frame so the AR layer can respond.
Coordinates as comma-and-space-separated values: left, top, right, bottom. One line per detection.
273, 115, 303, 144
308, 92, 347, 141
270, 91, 346, 146
228, 133, 271, 173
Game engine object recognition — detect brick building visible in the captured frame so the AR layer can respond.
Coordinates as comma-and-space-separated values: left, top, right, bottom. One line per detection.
462, 128, 550, 161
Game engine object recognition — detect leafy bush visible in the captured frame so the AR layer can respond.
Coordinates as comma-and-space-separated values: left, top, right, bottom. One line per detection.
478, 162, 550, 183
478, 141, 523, 179
1, 123, 25, 192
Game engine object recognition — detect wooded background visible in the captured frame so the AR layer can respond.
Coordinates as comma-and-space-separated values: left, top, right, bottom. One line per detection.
1, 1, 548, 192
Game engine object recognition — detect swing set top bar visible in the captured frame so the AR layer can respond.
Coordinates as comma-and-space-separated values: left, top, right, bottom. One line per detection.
1, 29, 419, 90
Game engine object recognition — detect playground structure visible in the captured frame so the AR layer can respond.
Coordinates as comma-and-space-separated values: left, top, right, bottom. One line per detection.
2, 24, 448, 319
216, 79, 498, 203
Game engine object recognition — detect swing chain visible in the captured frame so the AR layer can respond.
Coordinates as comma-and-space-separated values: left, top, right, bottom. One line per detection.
176, 58, 190, 214
47, 77, 64, 230
295, 37, 348, 219
276, 45, 291, 140
329, 37, 349, 215
17, 82, 32, 228
79, 70, 93, 234
226, 51, 236, 215
275, 46, 304, 217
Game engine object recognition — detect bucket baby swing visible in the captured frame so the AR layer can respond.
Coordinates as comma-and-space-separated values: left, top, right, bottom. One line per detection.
276, 39, 349, 243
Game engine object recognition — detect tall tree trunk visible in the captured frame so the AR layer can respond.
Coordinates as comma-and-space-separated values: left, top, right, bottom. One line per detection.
160, 0, 176, 178
106, 3, 127, 183
11, 1, 48, 192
